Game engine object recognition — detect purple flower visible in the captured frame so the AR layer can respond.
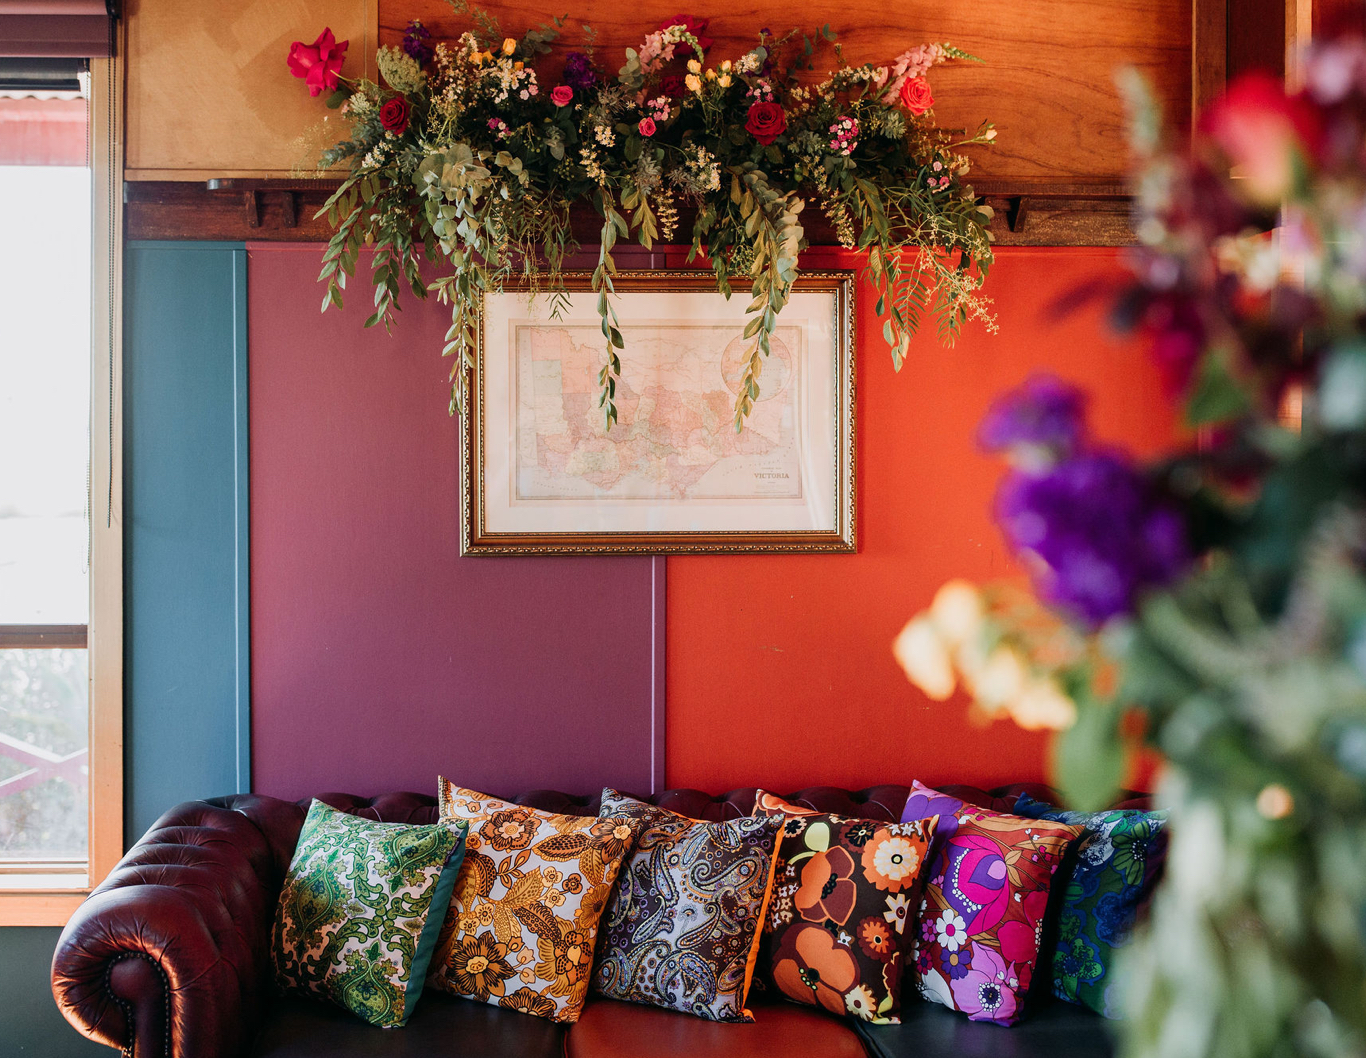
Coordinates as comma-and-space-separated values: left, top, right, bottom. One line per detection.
562, 52, 597, 91
402, 19, 433, 64
995, 450, 1189, 627
978, 375, 1087, 462
940, 946, 973, 980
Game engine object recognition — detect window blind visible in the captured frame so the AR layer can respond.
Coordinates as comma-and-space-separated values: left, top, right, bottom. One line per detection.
0, 1, 116, 58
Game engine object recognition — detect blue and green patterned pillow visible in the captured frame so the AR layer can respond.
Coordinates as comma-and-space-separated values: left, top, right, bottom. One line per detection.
1013, 794, 1167, 1018
272, 799, 469, 1028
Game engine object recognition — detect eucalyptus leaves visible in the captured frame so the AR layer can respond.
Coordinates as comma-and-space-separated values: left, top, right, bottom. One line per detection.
294, 8, 995, 430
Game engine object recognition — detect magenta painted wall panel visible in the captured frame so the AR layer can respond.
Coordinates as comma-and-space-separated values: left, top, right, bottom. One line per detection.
247, 244, 659, 802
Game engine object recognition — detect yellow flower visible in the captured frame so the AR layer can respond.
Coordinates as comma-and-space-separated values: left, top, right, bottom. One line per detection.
501, 37, 517, 56
686, 58, 701, 74
706, 68, 717, 80
720, 59, 732, 72
893, 617, 954, 700
685, 73, 702, 94
718, 73, 732, 87
471, 51, 486, 66
514, 61, 524, 70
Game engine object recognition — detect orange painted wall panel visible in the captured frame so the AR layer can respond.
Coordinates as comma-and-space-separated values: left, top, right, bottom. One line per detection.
664, 247, 1177, 794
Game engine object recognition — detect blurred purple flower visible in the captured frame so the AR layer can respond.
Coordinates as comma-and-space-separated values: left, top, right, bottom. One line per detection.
402, 19, 433, 64
995, 451, 1189, 627
563, 52, 598, 91
978, 375, 1087, 461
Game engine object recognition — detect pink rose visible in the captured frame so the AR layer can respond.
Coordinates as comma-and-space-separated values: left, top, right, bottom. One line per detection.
638, 117, 657, 137
551, 84, 574, 107
1199, 71, 1323, 206
745, 101, 787, 145
288, 28, 348, 98
899, 76, 934, 115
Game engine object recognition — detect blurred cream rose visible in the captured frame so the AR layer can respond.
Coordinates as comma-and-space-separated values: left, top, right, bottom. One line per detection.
928, 579, 984, 645
1009, 677, 1077, 730
893, 617, 955, 699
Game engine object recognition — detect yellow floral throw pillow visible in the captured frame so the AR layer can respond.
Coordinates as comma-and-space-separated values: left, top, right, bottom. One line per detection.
430, 779, 638, 1023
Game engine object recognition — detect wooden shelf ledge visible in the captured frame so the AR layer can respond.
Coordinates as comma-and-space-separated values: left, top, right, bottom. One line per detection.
124, 178, 1135, 246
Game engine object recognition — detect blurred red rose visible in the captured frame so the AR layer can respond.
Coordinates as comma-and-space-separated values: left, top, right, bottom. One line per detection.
288, 28, 348, 97
660, 75, 687, 99
661, 14, 713, 58
1199, 71, 1324, 207
899, 77, 934, 115
379, 96, 410, 134
745, 101, 787, 145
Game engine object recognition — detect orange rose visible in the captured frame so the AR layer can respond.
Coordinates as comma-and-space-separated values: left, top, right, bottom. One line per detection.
899, 76, 934, 115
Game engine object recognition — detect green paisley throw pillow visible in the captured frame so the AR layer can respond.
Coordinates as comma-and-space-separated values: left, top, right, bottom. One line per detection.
272, 799, 469, 1028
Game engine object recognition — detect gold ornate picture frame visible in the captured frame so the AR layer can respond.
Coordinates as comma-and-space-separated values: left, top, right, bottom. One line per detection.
460, 270, 856, 555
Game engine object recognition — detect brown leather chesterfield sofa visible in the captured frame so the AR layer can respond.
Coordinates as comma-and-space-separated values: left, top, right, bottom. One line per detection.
51, 784, 1120, 1058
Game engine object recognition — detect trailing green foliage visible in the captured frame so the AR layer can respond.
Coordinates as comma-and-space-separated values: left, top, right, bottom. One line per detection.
296, 12, 996, 429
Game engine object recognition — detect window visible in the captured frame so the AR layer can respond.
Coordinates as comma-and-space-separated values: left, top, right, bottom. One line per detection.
0, 56, 121, 925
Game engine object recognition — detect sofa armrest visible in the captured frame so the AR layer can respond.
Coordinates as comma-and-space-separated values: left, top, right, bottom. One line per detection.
52, 799, 283, 1058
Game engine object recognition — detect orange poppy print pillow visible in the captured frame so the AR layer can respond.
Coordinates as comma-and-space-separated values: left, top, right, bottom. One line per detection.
430, 779, 638, 1023
754, 791, 937, 1023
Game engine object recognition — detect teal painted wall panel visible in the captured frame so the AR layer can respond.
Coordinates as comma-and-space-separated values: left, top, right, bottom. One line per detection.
123, 240, 250, 842
0, 928, 106, 1056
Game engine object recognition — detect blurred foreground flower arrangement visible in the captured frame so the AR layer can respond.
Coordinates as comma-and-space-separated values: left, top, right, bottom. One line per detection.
897, 40, 1366, 1058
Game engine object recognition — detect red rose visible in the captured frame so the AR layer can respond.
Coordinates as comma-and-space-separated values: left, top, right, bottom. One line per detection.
660, 74, 686, 99
551, 85, 574, 107
661, 14, 713, 58
379, 96, 410, 134
288, 28, 348, 98
745, 101, 787, 145
899, 77, 934, 115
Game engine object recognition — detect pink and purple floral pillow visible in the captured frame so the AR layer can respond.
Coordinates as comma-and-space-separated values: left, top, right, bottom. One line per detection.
899, 781, 1080, 1025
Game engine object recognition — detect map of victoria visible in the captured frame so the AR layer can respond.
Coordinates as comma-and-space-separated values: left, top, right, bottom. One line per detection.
511, 320, 806, 504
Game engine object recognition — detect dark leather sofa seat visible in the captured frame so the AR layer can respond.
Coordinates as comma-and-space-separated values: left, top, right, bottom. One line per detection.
253, 993, 565, 1058
855, 997, 1116, 1058
52, 783, 1141, 1058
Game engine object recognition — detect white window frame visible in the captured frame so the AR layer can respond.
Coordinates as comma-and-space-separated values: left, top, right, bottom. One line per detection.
0, 52, 123, 926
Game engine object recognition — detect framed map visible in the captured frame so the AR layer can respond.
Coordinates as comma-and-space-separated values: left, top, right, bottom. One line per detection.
461, 271, 855, 554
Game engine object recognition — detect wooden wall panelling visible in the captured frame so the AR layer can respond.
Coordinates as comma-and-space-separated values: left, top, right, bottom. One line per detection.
1229, 0, 1286, 78
382, 0, 1191, 184
1194, 0, 1229, 118
124, 0, 377, 179
1313, 0, 1366, 38
1286, 0, 1313, 83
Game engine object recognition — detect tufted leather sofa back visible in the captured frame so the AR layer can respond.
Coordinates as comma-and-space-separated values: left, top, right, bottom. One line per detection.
200, 782, 1150, 883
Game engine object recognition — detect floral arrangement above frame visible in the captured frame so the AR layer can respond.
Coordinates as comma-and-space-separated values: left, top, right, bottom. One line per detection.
286, 8, 995, 433
465, 270, 855, 555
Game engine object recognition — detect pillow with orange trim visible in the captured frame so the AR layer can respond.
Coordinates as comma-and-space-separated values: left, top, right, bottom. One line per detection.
429, 779, 639, 1023
753, 790, 937, 1023
900, 780, 1081, 1025
591, 789, 783, 1022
